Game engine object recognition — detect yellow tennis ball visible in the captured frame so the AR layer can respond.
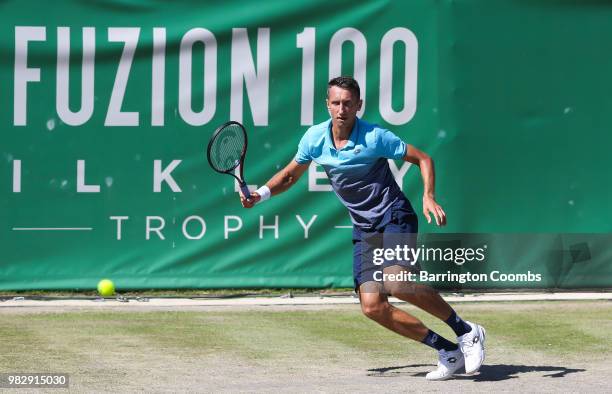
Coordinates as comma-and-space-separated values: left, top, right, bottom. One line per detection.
97, 279, 115, 297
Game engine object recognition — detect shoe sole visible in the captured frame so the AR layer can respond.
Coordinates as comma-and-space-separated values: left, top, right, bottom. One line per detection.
465, 325, 486, 375
426, 365, 464, 381
426, 357, 465, 381
426, 374, 454, 381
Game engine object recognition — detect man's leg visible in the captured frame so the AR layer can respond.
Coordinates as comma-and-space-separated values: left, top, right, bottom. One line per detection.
382, 265, 472, 335
359, 283, 427, 341
383, 269, 454, 320
379, 211, 471, 336
382, 266, 458, 318
358, 282, 464, 381
382, 265, 486, 374
354, 221, 472, 379
358, 282, 457, 349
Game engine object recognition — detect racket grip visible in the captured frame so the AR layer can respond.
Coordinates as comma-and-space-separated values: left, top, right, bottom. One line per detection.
239, 182, 252, 200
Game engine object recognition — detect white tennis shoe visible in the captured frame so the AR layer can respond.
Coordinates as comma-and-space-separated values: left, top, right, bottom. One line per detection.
425, 348, 464, 381
458, 321, 486, 374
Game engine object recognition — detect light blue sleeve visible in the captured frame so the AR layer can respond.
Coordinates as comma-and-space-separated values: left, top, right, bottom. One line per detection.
294, 133, 312, 164
377, 128, 407, 160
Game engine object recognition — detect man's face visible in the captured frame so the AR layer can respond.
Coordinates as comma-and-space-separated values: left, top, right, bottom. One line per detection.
326, 86, 362, 129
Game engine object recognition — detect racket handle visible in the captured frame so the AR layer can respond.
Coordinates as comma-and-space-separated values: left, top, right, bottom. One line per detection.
239, 182, 252, 200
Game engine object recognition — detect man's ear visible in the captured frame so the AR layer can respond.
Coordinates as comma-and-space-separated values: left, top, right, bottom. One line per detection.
357, 99, 363, 111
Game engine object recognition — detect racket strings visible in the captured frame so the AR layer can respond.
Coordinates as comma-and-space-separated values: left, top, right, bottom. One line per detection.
210, 124, 246, 172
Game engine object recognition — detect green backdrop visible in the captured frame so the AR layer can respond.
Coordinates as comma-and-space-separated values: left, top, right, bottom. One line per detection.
1, 0, 610, 290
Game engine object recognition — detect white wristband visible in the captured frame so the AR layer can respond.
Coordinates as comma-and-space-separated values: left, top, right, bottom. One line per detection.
255, 185, 271, 202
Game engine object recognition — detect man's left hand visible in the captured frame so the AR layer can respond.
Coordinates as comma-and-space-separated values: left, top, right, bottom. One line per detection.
423, 196, 447, 226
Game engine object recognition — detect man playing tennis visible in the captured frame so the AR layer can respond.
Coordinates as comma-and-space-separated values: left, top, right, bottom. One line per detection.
240, 76, 486, 380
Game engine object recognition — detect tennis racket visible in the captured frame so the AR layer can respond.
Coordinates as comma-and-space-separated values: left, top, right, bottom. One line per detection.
207, 121, 251, 199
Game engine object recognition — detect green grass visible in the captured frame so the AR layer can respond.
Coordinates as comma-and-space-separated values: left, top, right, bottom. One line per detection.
2, 301, 610, 363
0, 301, 610, 391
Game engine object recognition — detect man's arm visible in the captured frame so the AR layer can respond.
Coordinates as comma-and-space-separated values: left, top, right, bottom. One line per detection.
403, 144, 447, 226
240, 160, 310, 208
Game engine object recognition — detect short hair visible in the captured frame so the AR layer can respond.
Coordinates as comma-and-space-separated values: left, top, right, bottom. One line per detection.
327, 76, 360, 99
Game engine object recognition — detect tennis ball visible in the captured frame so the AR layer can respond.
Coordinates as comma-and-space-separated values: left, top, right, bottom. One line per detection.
97, 279, 115, 297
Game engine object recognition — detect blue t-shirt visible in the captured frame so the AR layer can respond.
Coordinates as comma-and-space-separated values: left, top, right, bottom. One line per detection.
295, 118, 407, 229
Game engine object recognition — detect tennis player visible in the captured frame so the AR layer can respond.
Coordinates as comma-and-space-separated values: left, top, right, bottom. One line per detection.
240, 76, 486, 380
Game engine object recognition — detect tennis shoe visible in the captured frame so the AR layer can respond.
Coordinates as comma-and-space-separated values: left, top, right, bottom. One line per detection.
425, 348, 464, 381
458, 321, 486, 374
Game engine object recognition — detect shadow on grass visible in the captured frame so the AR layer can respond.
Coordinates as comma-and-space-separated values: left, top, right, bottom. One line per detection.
367, 364, 586, 381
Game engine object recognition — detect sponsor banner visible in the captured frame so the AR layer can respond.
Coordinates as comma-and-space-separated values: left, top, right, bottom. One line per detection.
0, 1, 610, 289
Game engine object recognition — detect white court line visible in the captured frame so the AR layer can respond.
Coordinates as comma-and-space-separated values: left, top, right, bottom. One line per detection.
334, 225, 352, 229
12, 227, 93, 231
2, 293, 611, 308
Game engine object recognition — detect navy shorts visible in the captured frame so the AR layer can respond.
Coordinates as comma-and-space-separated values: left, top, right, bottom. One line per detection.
352, 198, 420, 291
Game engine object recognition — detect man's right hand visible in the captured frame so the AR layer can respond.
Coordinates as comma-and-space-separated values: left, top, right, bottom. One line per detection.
240, 192, 261, 208
238, 160, 309, 209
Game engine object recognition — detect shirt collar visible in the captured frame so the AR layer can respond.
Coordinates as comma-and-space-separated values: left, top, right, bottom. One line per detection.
326, 118, 359, 152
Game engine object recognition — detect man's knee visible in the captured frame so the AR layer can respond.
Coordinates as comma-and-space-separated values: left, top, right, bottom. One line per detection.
361, 299, 390, 320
